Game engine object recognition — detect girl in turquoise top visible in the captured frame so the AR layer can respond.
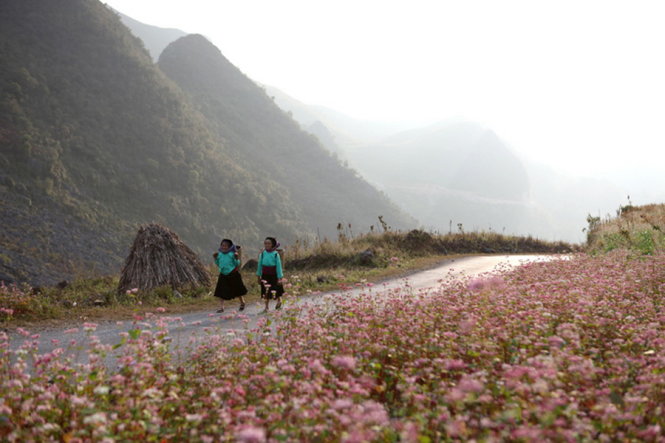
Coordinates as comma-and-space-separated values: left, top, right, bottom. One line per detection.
257, 236, 284, 312
213, 239, 247, 312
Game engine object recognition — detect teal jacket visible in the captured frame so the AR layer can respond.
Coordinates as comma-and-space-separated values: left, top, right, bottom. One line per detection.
256, 250, 283, 279
214, 252, 240, 275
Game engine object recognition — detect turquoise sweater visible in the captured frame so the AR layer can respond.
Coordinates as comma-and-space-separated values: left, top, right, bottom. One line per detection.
214, 252, 240, 275
256, 250, 283, 279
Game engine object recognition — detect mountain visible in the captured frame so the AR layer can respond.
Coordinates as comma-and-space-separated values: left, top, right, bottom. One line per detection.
265, 85, 634, 242
264, 85, 418, 150
348, 121, 530, 201
344, 120, 625, 241
114, 14, 398, 157
116, 11, 187, 61
157, 34, 414, 239
0, 0, 412, 285
109, 11, 413, 234
343, 120, 536, 233
523, 160, 625, 240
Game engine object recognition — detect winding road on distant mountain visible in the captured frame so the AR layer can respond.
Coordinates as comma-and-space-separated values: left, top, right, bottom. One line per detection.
10, 255, 559, 364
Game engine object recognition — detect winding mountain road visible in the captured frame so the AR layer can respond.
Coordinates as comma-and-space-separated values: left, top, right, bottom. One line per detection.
9, 254, 559, 363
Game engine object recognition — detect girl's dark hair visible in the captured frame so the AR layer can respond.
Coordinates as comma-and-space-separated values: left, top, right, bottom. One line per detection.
265, 237, 277, 248
221, 238, 234, 247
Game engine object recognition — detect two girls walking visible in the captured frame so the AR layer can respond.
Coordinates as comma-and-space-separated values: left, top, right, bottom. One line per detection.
212, 236, 285, 313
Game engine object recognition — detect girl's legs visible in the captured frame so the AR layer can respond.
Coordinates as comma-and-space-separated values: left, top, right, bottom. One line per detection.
274, 281, 283, 309
217, 299, 225, 313
260, 278, 269, 312
263, 290, 270, 312
239, 296, 246, 311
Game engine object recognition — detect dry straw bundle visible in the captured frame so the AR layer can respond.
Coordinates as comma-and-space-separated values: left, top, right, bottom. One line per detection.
118, 224, 211, 294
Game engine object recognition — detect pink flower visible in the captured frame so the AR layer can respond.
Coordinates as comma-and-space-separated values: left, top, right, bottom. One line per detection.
236, 426, 266, 443
308, 359, 328, 374
332, 355, 356, 371
458, 376, 484, 393
444, 359, 467, 371
333, 398, 353, 410
445, 420, 467, 437
548, 335, 565, 348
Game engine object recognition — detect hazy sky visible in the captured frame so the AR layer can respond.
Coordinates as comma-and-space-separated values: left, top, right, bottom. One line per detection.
105, 0, 665, 182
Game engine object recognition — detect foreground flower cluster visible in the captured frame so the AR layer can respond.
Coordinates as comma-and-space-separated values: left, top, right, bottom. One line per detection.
1, 252, 664, 441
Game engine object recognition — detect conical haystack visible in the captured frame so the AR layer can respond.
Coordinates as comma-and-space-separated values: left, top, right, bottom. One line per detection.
118, 224, 211, 294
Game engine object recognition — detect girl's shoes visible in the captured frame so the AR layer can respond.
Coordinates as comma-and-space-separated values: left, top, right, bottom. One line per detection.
275, 300, 282, 310
216, 308, 224, 313
239, 303, 245, 311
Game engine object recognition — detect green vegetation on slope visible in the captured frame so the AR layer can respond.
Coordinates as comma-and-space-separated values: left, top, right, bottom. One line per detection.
586, 203, 665, 254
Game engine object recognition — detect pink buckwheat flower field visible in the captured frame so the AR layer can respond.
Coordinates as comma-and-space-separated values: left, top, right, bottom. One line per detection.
1, 251, 664, 441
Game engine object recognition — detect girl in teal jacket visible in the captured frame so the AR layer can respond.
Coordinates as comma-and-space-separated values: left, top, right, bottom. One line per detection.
213, 239, 247, 312
257, 236, 284, 311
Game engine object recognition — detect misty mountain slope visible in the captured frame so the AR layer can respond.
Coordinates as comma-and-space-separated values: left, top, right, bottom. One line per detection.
523, 160, 625, 237
340, 120, 537, 235
157, 34, 415, 236
0, 0, 310, 284
349, 121, 530, 201
116, 11, 187, 61
264, 85, 417, 148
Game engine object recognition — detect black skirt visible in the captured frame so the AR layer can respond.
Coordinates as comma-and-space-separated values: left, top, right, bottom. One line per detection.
214, 271, 248, 300
260, 274, 284, 299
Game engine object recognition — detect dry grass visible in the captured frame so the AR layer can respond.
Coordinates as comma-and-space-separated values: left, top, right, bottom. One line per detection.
586, 203, 665, 254
284, 229, 575, 270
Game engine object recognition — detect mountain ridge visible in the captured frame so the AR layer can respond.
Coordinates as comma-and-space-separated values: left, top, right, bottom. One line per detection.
157, 34, 415, 237
116, 10, 187, 61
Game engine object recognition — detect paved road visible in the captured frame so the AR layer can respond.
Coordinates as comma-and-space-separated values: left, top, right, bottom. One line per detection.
9, 254, 557, 363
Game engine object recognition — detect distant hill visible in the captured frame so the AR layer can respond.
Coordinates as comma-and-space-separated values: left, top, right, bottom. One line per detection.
343, 121, 530, 232
116, 11, 187, 61
0, 0, 413, 285
348, 120, 530, 201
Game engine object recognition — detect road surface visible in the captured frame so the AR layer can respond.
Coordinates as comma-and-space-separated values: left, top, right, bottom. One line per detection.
8, 254, 558, 363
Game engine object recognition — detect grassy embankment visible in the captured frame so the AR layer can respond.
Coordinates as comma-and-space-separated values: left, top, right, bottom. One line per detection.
0, 229, 573, 326
586, 203, 665, 254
